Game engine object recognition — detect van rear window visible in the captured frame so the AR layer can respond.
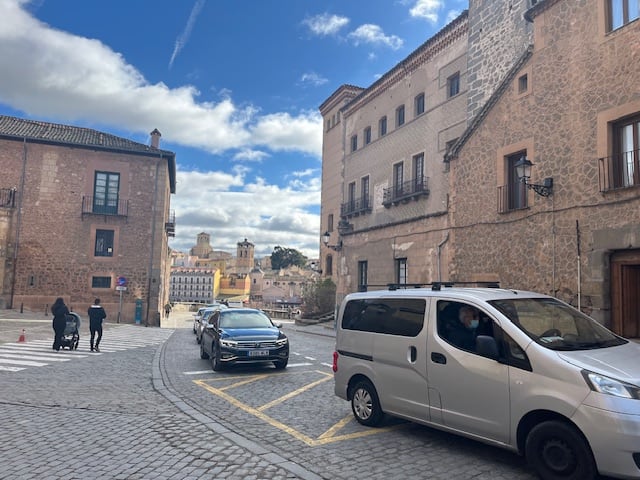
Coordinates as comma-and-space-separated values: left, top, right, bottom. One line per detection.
341, 298, 426, 337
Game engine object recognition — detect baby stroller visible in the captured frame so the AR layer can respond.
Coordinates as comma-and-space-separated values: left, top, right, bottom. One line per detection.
60, 312, 81, 350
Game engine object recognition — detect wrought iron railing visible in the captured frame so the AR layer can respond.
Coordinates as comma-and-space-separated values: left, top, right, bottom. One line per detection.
82, 196, 128, 217
341, 196, 372, 217
383, 176, 429, 206
0, 188, 16, 208
599, 150, 640, 192
165, 210, 176, 237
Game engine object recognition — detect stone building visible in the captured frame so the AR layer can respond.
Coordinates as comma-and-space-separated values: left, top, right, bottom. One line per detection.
249, 265, 317, 303
234, 238, 255, 274
190, 232, 214, 258
319, 12, 469, 304
168, 267, 219, 303
447, 0, 640, 335
0, 116, 176, 324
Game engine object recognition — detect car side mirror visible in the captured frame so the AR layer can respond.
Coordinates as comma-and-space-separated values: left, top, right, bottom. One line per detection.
476, 335, 499, 360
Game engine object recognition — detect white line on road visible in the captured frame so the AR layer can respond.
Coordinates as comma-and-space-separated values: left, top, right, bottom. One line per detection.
291, 352, 301, 356
0, 352, 71, 362
321, 363, 333, 368
287, 362, 313, 368
0, 365, 25, 372
304, 356, 316, 361
0, 358, 48, 367
183, 370, 212, 375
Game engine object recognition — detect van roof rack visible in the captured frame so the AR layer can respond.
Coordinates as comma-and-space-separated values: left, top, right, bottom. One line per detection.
386, 281, 500, 291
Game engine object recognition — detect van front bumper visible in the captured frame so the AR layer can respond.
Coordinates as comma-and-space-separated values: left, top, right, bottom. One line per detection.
572, 404, 640, 478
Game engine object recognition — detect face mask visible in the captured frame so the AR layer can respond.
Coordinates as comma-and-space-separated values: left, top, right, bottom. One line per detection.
469, 319, 479, 329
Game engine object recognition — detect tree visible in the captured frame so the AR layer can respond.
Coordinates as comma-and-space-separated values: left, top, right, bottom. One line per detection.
302, 278, 336, 316
270, 246, 307, 270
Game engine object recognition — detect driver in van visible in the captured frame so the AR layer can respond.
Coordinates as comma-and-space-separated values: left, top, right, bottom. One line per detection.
448, 305, 480, 351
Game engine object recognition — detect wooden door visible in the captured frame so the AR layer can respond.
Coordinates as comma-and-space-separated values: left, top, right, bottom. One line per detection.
611, 250, 640, 337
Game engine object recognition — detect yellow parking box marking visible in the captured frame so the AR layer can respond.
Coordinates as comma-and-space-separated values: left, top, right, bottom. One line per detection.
194, 371, 406, 446
318, 413, 353, 440
257, 373, 332, 412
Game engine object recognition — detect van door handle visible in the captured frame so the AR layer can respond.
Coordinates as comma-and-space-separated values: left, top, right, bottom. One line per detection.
431, 352, 447, 364
408, 346, 417, 363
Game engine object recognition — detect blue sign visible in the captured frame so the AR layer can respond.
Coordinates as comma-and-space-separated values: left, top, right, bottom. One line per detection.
116, 276, 127, 287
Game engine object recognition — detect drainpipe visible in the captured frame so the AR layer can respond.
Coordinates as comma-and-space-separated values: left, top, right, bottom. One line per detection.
437, 233, 450, 282
145, 155, 162, 326
9, 138, 28, 309
576, 219, 581, 311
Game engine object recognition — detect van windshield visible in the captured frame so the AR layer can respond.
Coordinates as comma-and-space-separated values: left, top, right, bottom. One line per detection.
488, 297, 627, 351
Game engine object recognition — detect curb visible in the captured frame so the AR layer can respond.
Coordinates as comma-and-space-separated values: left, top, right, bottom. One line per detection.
151, 333, 325, 480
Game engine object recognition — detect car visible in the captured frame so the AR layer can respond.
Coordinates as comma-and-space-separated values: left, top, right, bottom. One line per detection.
196, 304, 228, 344
192, 303, 222, 334
200, 308, 289, 371
333, 283, 640, 480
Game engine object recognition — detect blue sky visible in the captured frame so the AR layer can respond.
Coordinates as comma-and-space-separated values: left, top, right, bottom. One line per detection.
0, 0, 466, 258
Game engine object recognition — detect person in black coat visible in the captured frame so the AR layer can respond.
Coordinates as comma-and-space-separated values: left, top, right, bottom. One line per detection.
88, 298, 107, 352
51, 297, 69, 352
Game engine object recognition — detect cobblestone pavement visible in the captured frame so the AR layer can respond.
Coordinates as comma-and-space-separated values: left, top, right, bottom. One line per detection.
0, 309, 550, 479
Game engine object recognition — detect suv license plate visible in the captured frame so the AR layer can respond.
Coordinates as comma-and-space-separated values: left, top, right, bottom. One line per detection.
249, 350, 269, 357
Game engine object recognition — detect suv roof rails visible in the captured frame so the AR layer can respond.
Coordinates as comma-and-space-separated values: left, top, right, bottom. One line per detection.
386, 281, 501, 291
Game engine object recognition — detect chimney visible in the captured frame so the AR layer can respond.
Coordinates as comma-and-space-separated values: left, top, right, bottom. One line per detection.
150, 128, 161, 148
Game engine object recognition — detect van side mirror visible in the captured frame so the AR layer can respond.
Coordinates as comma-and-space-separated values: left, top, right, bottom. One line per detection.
476, 335, 499, 360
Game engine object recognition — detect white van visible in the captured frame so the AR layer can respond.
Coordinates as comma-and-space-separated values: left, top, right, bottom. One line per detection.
333, 285, 640, 480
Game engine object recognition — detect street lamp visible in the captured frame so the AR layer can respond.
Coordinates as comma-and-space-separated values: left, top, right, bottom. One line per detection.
322, 231, 342, 251
514, 156, 553, 197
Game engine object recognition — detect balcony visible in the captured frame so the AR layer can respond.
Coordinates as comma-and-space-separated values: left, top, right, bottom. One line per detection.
497, 184, 528, 213
383, 176, 430, 207
165, 210, 176, 237
82, 195, 128, 217
341, 196, 372, 218
599, 150, 640, 192
0, 188, 16, 208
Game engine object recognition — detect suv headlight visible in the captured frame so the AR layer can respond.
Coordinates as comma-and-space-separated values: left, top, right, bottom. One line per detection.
276, 337, 288, 346
582, 370, 640, 399
220, 339, 238, 348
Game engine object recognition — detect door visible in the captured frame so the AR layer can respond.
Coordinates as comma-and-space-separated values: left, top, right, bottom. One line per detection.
426, 300, 510, 443
611, 250, 640, 337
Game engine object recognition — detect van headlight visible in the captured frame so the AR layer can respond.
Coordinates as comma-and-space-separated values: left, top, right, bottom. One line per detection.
582, 370, 640, 399
220, 339, 237, 348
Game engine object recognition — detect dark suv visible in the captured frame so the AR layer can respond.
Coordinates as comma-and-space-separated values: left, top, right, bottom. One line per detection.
200, 308, 289, 371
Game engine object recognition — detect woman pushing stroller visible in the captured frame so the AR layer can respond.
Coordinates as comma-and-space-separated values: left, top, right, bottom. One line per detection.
51, 297, 69, 352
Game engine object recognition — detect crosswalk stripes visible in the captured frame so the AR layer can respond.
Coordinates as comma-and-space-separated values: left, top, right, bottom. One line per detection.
0, 324, 174, 373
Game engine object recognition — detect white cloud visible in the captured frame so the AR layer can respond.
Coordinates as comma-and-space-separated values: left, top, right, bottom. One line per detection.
171, 169, 321, 258
368, 52, 377, 61
409, 0, 443, 23
302, 13, 350, 36
0, 0, 323, 157
233, 149, 270, 162
299, 72, 329, 87
445, 9, 462, 24
348, 24, 404, 50
169, 0, 206, 69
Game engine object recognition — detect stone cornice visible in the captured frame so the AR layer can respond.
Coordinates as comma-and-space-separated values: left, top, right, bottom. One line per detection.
319, 85, 364, 115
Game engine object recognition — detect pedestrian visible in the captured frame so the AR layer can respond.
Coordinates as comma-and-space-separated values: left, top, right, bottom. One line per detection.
88, 298, 107, 352
51, 297, 69, 352
164, 303, 172, 318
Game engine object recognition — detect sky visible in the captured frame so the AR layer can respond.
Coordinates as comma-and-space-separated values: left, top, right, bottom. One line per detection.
0, 0, 466, 259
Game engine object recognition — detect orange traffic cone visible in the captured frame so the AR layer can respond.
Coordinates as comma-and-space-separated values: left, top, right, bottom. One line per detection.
17, 329, 26, 342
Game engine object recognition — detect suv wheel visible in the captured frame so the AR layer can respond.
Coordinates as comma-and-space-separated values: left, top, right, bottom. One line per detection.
525, 420, 597, 480
273, 358, 288, 370
351, 380, 384, 427
210, 343, 224, 371
199, 342, 209, 359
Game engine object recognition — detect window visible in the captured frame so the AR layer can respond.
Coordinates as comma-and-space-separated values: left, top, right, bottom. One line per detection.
326, 120, 331, 132
379, 116, 387, 137
393, 162, 404, 196
607, 0, 639, 31
395, 258, 407, 285
341, 298, 425, 337
415, 93, 425, 116
361, 176, 369, 208
325, 254, 333, 276
396, 105, 405, 127
613, 114, 640, 188
95, 229, 114, 257
92, 276, 111, 289
413, 153, 425, 189
93, 171, 120, 215
518, 74, 528, 94
348, 182, 356, 211
448, 72, 460, 98
358, 261, 368, 292
507, 151, 528, 210
351, 135, 358, 152
328, 213, 334, 232
364, 126, 372, 145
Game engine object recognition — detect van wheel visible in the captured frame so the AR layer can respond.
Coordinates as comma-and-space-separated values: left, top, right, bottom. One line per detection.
351, 380, 383, 427
200, 342, 209, 359
525, 420, 597, 480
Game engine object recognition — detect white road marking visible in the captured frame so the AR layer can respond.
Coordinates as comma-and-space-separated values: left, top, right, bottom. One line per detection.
0, 352, 71, 362
304, 356, 316, 361
321, 363, 333, 368
0, 365, 25, 372
286, 362, 313, 368
0, 358, 48, 367
183, 370, 212, 375
291, 352, 301, 356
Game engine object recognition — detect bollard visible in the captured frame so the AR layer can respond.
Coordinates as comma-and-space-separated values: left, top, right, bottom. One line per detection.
20, 303, 23, 314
